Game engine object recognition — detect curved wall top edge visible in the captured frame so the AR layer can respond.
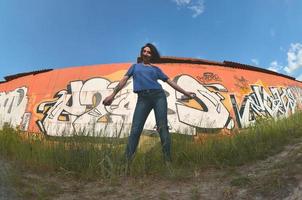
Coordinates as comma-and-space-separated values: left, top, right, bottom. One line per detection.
1, 56, 296, 84
1, 56, 302, 137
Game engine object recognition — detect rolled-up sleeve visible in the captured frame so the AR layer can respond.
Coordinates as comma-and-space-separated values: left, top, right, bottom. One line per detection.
125, 64, 135, 77
156, 67, 169, 82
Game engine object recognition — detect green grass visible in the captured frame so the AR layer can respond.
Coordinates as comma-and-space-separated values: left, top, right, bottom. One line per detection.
1, 112, 302, 180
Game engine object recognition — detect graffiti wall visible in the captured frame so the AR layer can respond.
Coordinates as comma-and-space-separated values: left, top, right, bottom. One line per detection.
1, 58, 302, 137
0, 87, 28, 128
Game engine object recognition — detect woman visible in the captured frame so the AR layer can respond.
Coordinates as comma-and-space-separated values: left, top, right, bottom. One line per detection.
103, 43, 195, 162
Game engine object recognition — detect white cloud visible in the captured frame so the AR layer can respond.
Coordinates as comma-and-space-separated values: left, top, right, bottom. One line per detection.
267, 67, 277, 72
283, 43, 302, 73
296, 73, 302, 81
189, 0, 205, 18
171, 0, 205, 18
251, 58, 259, 66
267, 60, 283, 73
172, 0, 191, 6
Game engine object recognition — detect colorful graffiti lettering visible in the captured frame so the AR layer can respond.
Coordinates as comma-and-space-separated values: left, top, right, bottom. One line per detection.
0, 87, 28, 128
290, 86, 302, 105
234, 75, 249, 91
174, 75, 234, 130
230, 85, 297, 128
197, 72, 222, 83
20, 112, 31, 131
36, 75, 233, 137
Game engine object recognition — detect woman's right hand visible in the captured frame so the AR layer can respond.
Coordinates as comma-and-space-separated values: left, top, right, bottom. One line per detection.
102, 75, 130, 106
102, 94, 115, 106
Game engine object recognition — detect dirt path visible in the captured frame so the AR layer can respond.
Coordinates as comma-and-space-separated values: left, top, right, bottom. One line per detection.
0, 157, 19, 200
2, 138, 302, 200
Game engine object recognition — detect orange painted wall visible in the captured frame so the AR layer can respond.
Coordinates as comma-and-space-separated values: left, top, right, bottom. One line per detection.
1, 62, 301, 137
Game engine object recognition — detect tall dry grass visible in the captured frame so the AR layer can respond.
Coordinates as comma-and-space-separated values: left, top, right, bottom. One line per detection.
1, 112, 302, 179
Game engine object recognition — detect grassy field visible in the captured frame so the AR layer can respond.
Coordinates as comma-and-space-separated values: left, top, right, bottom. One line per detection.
1, 112, 302, 180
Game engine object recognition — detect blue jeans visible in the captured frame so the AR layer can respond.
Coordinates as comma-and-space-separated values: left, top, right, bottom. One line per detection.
125, 89, 171, 162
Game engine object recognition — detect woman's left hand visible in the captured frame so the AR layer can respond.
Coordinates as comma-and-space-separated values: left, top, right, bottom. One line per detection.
185, 92, 196, 99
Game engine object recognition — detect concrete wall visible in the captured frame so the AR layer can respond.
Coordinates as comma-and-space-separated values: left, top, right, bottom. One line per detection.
1, 60, 302, 137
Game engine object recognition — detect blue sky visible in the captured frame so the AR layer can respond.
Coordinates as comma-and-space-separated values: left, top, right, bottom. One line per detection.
1, 0, 302, 81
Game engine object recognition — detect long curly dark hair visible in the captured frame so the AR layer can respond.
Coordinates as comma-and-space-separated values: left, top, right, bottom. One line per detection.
139, 43, 161, 63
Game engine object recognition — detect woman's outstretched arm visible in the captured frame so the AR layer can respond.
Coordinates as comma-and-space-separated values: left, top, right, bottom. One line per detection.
166, 79, 196, 98
102, 75, 130, 106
